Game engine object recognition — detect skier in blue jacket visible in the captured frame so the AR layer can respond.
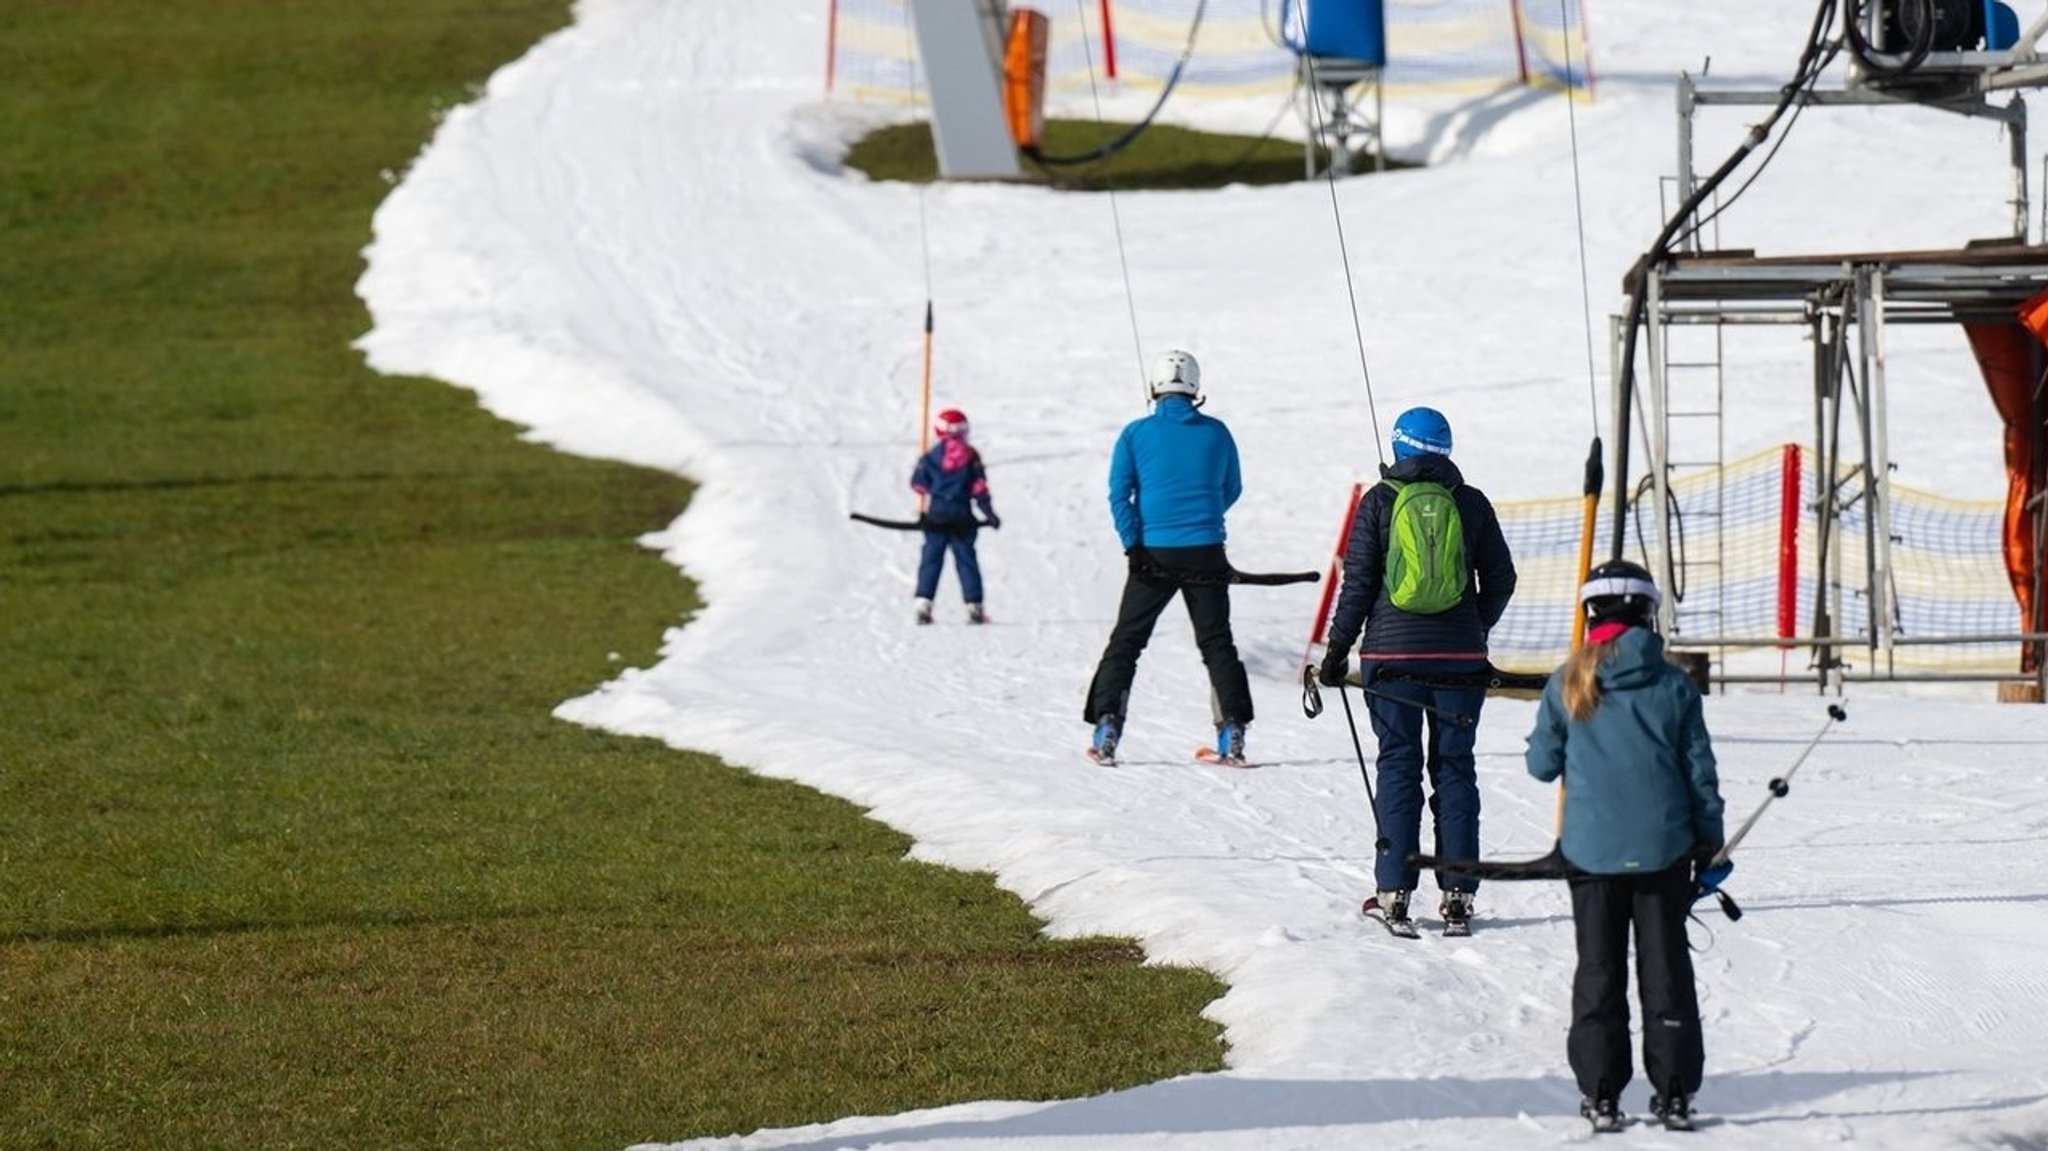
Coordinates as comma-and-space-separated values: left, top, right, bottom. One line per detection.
1084, 350, 1253, 765
1525, 559, 1725, 1133
910, 408, 998, 625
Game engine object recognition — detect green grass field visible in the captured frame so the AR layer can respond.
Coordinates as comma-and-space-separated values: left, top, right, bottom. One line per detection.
845, 118, 1408, 188
0, 3, 1225, 1148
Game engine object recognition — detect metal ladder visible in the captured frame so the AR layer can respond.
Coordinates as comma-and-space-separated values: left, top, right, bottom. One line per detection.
1647, 177, 1731, 658
1653, 316, 1729, 648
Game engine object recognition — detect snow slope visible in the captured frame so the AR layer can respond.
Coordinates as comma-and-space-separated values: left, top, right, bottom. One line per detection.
356, 1, 2048, 1147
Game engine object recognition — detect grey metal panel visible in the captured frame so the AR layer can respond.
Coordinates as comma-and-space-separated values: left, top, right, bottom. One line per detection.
908, 0, 1019, 180
1644, 249, 2048, 307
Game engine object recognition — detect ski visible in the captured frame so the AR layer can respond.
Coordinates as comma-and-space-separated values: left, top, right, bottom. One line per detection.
1438, 893, 1475, 937
1086, 747, 1117, 767
1577, 1107, 1715, 1134
1360, 895, 1420, 939
1647, 1102, 1716, 1131
1193, 747, 1256, 769
1580, 1100, 1627, 1134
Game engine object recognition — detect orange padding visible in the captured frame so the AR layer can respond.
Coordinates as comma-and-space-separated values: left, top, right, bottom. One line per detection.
1965, 299, 2048, 669
1004, 9, 1048, 150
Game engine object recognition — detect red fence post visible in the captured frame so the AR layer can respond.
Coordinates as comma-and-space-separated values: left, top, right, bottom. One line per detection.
1778, 443, 1802, 645
1099, 0, 1118, 81
1303, 482, 1366, 669
825, 0, 840, 96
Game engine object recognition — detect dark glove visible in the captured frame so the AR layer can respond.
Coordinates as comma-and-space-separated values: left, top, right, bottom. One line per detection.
981, 509, 1001, 530
1126, 545, 1153, 574
1317, 649, 1350, 687
1692, 847, 1732, 896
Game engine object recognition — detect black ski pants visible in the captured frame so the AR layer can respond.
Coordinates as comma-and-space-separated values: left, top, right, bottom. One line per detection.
1566, 859, 1704, 1103
1084, 545, 1254, 727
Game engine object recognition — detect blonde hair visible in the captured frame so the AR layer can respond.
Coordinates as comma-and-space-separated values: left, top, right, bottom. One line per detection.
1562, 635, 1623, 721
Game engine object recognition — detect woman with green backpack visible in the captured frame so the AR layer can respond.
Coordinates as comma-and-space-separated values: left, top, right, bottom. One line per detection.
1316, 406, 1518, 936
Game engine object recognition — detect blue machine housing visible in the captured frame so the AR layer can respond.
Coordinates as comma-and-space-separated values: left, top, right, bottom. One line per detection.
1987, 1, 2019, 50
1281, 0, 1386, 67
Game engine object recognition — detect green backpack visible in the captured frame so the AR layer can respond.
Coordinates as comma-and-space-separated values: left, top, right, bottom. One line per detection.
1384, 479, 1468, 614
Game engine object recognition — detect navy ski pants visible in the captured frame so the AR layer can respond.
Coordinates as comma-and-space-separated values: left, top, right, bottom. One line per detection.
1566, 859, 1705, 1102
915, 525, 983, 603
1359, 660, 1486, 894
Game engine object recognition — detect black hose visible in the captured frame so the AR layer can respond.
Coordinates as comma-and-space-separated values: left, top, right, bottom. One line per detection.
1610, 0, 1843, 560
1022, 0, 1208, 168
1845, 0, 1937, 78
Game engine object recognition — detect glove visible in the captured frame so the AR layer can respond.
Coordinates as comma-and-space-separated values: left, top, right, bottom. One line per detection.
981, 508, 1001, 530
1692, 847, 1732, 896
1126, 545, 1153, 574
1317, 650, 1350, 687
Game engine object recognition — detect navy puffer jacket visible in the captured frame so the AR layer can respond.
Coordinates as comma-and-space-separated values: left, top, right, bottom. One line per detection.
911, 435, 992, 526
1323, 453, 1517, 662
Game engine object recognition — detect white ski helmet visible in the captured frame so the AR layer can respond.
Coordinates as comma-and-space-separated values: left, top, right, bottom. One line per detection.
1579, 559, 1661, 627
1147, 349, 1201, 399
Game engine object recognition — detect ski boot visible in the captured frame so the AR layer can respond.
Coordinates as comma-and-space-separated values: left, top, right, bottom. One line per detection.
1439, 890, 1475, 937
1211, 721, 1246, 766
1088, 715, 1123, 765
1650, 1092, 1694, 1132
1580, 1096, 1625, 1134
1364, 889, 1418, 938
965, 602, 987, 625
914, 597, 933, 626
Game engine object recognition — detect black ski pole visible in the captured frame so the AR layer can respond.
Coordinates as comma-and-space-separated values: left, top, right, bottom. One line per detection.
1711, 703, 1846, 868
1334, 682, 1390, 853
1299, 666, 1389, 851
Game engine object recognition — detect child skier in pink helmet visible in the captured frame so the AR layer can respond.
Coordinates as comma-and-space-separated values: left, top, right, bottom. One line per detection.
910, 408, 998, 624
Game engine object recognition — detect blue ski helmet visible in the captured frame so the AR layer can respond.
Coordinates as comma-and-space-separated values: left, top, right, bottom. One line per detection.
1391, 407, 1453, 461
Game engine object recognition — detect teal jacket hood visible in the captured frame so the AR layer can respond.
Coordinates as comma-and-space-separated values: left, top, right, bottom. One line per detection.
1524, 628, 1725, 875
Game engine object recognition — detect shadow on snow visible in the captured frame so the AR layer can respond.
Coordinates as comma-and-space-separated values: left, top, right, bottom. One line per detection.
729, 1068, 2038, 1149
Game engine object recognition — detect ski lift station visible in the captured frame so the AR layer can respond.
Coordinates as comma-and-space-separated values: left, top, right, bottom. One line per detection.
1622, 0, 2048, 697
843, 0, 2048, 697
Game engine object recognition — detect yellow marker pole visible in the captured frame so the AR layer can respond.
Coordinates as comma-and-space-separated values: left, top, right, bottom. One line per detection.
1559, 436, 1604, 834
1571, 436, 1604, 652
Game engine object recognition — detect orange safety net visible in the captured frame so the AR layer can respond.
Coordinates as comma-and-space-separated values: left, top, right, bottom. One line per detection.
1963, 301, 2048, 670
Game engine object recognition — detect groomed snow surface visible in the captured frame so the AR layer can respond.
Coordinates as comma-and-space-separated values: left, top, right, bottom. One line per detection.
356, 1, 2048, 1147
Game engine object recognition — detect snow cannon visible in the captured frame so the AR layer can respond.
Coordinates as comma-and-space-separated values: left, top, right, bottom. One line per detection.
1871, 0, 1994, 52
1278, 1, 1388, 177
1281, 0, 1386, 67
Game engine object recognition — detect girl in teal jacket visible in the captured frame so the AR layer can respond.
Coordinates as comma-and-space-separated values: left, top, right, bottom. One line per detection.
1525, 560, 1724, 1132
